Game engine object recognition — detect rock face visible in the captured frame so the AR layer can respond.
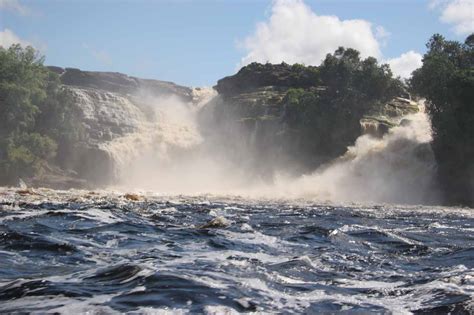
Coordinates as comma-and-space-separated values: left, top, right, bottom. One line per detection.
360, 97, 419, 138
208, 62, 420, 178
48, 67, 194, 185
49, 67, 192, 101
42, 63, 421, 188
215, 62, 320, 95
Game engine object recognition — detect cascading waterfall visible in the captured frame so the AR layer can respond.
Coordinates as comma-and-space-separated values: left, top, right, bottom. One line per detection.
70, 86, 214, 184
101, 94, 204, 174
97, 93, 437, 204
267, 100, 439, 204
101, 88, 234, 191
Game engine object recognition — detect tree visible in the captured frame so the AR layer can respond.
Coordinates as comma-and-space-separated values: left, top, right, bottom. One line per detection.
281, 47, 404, 169
411, 34, 474, 205
0, 44, 79, 184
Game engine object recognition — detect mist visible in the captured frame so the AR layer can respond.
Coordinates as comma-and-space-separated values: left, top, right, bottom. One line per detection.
266, 107, 440, 204
99, 90, 439, 205
101, 89, 250, 193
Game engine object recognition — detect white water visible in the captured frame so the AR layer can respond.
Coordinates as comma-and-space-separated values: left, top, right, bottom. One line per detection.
105, 88, 252, 192
101, 94, 204, 171
97, 92, 437, 205
266, 103, 439, 204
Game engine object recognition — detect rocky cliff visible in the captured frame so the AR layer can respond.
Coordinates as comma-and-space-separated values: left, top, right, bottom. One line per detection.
39, 60, 420, 188
206, 61, 420, 178
44, 67, 195, 186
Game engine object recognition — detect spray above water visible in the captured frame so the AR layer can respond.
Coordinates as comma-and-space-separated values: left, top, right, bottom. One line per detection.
103, 88, 251, 193
269, 103, 439, 204
103, 94, 437, 205
101, 93, 204, 172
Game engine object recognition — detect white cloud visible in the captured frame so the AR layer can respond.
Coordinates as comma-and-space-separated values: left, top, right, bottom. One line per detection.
239, 0, 382, 67
429, 0, 448, 10
0, 0, 31, 15
239, 0, 423, 80
386, 51, 423, 79
430, 0, 474, 35
0, 28, 32, 48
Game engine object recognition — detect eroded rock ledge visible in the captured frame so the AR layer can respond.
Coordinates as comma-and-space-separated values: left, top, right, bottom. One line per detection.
48, 66, 192, 101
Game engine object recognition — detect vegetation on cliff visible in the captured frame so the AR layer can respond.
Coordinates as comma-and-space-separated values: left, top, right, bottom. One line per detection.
411, 34, 474, 206
214, 48, 406, 172
215, 62, 320, 96
0, 45, 81, 185
282, 48, 405, 167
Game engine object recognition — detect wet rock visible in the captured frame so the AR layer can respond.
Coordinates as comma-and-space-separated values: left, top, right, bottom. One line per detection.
16, 189, 36, 196
235, 297, 258, 311
30, 163, 89, 190
58, 67, 192, 101
198, 216, 231, 229
43, 67, 196, 187
123, 193, 141, 201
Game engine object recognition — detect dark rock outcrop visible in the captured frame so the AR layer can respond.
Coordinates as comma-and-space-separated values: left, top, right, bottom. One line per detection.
215, 62, 320, 96
48, 67, 193, 102
207, 62, 420, 178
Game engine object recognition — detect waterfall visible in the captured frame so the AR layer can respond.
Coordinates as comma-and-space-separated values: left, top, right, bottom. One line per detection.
267, 100, 439, 204
101, 94, 204, 172
69, 86, 215, 184
104, 88, 231, 191
74, 87, 438, 205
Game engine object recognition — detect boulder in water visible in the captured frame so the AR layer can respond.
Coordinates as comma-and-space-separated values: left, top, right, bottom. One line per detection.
16, 189, 37, 196
198, 216, 231, 229
123, 193, 141, 201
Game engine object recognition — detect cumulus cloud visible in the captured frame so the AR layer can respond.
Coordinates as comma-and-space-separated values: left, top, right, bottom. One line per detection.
239, 0, 382, 67
239, 0, 423, 79
0, 0, 31, 15
430, 0, 474, 35
386, 51, 423, 79
0, 28, 32, 48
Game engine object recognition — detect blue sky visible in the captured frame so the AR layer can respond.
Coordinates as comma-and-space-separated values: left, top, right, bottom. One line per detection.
1, 0, 472, 86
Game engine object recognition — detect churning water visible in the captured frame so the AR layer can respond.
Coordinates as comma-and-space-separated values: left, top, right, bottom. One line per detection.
1, 93, 470, 313
0, 188, 473, 314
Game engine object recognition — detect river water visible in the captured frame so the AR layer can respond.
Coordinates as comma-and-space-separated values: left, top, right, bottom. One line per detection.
0, 187, 472, 314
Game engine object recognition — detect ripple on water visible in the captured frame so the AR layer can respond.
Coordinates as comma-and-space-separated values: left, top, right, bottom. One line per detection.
0, 188, 472, 313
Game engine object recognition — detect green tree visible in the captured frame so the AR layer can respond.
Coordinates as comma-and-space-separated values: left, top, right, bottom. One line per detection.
282, 47, 404, 168
411, 34, 474, 205
0, 44, 79, 184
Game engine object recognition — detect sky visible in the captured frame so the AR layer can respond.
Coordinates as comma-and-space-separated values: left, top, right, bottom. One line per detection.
0, 0, 473, 87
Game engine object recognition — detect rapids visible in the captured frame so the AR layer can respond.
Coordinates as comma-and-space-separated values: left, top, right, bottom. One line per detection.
0, 188, 472, 313
8, 88, 468, 314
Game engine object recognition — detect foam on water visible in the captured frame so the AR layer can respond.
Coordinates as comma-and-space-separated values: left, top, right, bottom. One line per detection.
259, 102, 438, 204
0, 188, 472, 313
